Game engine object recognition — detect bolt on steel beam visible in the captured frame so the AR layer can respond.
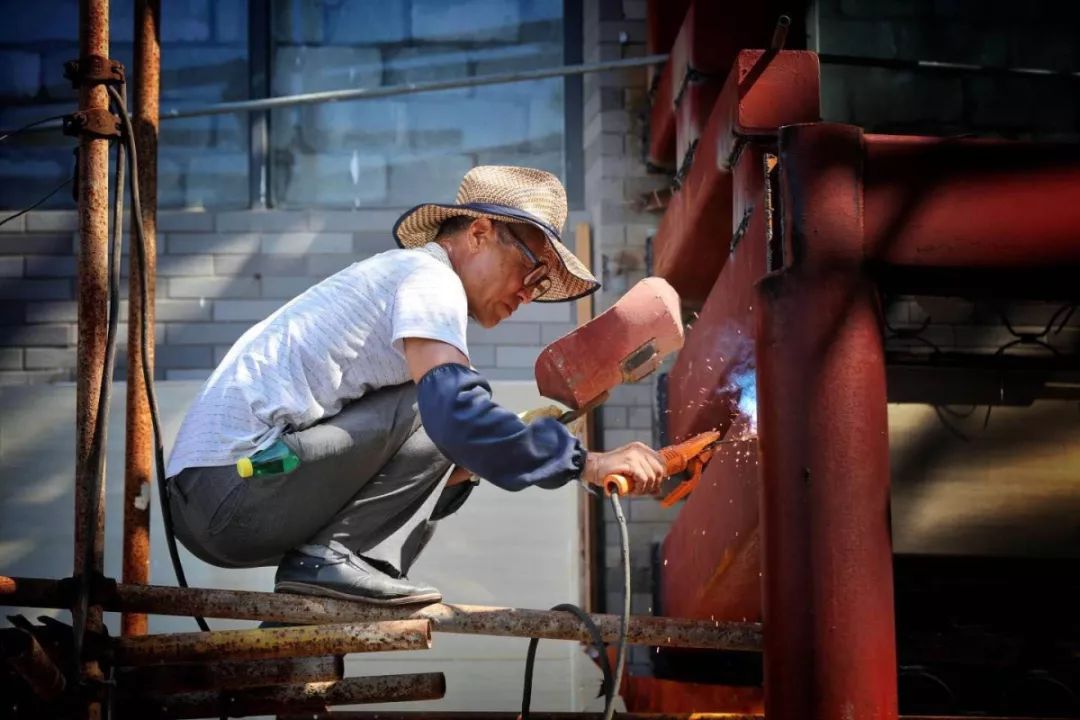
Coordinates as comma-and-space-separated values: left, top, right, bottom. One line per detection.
130, 673, 445, 719
117, 655, 343, 695
112, 620, 431, 666
0, 577, 762, 652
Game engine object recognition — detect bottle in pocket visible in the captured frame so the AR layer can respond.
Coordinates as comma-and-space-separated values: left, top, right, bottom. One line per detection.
236, 439, 300, 478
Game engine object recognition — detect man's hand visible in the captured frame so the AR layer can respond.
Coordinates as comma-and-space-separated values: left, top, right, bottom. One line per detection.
446, 465, 475, 486
583, 441, 666, 495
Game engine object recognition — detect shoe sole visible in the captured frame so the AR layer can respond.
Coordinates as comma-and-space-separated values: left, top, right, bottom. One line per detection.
275, 580, 442, 606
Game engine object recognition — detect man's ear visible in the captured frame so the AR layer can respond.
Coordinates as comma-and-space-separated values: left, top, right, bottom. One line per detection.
468, 217, 493, 251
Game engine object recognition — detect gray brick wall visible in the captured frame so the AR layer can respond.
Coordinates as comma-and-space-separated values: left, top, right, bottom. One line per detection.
581, 0, 669, 675
0, 209, 572, 384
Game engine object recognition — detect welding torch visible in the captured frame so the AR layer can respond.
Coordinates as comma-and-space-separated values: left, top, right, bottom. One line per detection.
602, 430, 730, 506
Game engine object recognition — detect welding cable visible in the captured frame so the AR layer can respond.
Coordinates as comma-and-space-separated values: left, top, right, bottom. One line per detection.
0, 112, 68, 144
521, 603, 613, 718
108, 84, 210, 632
73, 88, 126, 668
0, 175, 74, 229
606, 491, 631, 720
519, 491, 631, 720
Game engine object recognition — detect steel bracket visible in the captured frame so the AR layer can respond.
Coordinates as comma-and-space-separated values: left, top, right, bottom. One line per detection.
63, 55, 126, 88
62, 109, 121, 140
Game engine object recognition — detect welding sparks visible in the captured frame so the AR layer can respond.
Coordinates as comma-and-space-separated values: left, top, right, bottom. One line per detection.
730, 367, 758, 436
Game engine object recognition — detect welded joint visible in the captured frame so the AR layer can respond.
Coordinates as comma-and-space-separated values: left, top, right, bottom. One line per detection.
763, 153, 783, 272
63, 55, 126, 88
730, 205, 754, 255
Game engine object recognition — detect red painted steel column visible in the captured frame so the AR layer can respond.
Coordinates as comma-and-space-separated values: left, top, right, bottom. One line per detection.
756, 123, 897, 720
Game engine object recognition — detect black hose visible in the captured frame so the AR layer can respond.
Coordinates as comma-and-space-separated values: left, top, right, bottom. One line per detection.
521, 603, 613, 718
607, 491, 631, 720
108, 85, 210, 632
520, 491, 631, 720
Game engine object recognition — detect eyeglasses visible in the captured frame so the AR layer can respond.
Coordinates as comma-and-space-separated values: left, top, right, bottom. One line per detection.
499, 223, 553, 301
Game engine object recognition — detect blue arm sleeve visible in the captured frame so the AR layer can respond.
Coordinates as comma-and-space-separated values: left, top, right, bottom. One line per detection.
416, 363, 587, 492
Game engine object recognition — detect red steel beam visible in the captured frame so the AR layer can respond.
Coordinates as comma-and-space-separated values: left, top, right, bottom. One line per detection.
622, 675, 764, 715
653, 50, 818, 306
647, 1, 776, 170
660, 439, 761, 624
757, 122, 896, 720
864, 133, 1080, 268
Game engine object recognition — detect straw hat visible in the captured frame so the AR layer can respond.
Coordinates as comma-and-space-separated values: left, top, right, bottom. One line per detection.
393, 165, 600, 303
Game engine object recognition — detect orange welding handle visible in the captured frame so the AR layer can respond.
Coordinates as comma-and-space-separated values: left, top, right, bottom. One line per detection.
603, 474, 633, 496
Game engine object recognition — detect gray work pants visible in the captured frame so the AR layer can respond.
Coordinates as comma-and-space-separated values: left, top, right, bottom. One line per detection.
167, 382, 464, 576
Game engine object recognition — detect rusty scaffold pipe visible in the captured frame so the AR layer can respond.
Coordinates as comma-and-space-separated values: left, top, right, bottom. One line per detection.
122, 0, 160, 639
117, 655, 343, 695
73, 0, 112, 716
112, 620, 431, 666
0, 628, 67, 702
129, 673, 446, 719
0, 577, 762, 652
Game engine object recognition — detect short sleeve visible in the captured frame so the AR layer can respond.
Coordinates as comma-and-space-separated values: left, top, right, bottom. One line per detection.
391, 261, 470, 360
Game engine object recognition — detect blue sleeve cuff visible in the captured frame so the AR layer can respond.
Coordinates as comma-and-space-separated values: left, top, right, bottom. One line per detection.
416, 363, 586, 492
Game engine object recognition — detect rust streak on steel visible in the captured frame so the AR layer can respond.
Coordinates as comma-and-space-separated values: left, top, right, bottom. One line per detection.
118, 655, 343, 695
1, 628, 67, 701
135, 673, 446, 719
0, 577, 760, 651
113, 619, 431, 666
122, 0, 160, 639
74, 0, 111, 717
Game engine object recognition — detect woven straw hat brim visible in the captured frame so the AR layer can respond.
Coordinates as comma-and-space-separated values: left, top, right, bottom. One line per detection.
393, 203, 599, 303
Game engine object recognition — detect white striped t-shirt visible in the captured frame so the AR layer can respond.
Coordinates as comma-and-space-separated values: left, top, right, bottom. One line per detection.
165, 244, 469, 477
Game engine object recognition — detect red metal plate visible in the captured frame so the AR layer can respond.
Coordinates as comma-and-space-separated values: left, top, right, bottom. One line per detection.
675, 78, 722, 175
660, 438, 761, 623
665, 144, 768, 443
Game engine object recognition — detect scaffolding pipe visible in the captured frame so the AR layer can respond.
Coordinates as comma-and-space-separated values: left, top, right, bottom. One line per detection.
0, 577, 762, 652
122, 0, 159, 639
117, 655, 343, 695
112, 620, 431, 666
164, 54, 669, 119
73, 0, 111, 717
131, 673, 446, 719
1, 627, 66, 701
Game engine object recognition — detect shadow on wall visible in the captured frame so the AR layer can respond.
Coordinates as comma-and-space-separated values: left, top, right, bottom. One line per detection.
890, 400, 1080, 559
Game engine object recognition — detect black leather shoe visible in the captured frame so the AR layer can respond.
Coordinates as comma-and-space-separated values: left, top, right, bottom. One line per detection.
274, 544, 442, 605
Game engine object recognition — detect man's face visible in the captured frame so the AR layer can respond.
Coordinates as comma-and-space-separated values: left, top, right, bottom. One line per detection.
459, 218, 553, 328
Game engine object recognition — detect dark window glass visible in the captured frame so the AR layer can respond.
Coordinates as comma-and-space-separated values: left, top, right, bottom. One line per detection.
269, 0, 564, 209
0, 1, 250, 210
